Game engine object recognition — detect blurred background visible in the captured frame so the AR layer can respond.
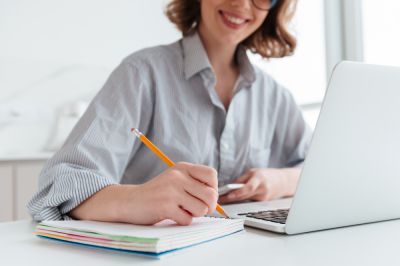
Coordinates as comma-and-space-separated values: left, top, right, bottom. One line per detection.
1, 0, 399, 222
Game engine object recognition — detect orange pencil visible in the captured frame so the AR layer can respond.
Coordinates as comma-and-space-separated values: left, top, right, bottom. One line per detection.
131, 128, 229, 218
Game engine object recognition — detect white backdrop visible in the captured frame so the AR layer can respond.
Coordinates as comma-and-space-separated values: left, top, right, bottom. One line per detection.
0, 0, 180, 155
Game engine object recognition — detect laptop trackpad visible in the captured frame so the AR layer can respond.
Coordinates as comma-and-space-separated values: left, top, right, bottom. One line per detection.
222, 198, 292, 215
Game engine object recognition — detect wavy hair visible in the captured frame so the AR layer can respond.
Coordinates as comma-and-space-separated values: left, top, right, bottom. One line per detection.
165, 0, 297, 58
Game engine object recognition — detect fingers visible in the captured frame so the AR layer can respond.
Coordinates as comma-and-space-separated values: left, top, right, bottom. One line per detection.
220, 175, 261, 204
175, 162, 218, 214
183, 178, 218, 214
239, 175, 262, 198
176, 162, 218, 189
234, 171, 252, 184
179, 192, 210, 217
148, 162, 219, 225
218, 170, 253, 204
166, 206, 193, 226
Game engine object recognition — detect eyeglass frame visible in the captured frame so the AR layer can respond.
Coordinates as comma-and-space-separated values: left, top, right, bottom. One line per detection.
252, 0, 278, 11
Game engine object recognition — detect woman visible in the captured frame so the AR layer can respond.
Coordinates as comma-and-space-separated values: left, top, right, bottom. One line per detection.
28, 0, 311, 225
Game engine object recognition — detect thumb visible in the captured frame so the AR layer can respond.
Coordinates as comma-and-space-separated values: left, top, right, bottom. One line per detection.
234, 171, 252, 184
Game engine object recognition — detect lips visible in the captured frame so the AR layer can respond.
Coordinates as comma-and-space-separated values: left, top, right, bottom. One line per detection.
219, 10, 249, 29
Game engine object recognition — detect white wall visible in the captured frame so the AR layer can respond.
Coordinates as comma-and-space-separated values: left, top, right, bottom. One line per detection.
0, 0, 180, 67
0, 0, 181, 156
362, 0, 400, 66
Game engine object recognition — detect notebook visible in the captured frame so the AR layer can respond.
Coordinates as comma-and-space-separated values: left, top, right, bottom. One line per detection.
35, 217, 244, 258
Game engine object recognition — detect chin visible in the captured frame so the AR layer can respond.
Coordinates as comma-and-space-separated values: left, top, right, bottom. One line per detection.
216, 33, 244, 47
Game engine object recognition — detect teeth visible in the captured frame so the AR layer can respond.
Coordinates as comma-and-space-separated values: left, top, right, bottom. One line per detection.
224, 13, 245, 25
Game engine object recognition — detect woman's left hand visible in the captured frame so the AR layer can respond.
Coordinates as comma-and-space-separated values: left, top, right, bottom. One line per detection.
218, 168, 301, 204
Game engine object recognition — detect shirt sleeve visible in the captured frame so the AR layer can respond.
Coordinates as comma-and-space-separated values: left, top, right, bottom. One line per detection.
27, 60, 154, 221
269, 86, 313, 168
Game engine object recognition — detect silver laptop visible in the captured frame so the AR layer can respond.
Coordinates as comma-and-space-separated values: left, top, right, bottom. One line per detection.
223, 61, 400, 234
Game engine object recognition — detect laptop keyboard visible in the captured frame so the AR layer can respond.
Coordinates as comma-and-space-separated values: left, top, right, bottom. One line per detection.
238, 209, 289, 224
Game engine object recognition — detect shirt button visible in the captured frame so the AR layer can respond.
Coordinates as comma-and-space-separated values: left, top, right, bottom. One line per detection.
221, 141, 230, 150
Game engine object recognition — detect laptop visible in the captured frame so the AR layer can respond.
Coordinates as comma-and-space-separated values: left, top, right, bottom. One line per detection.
223, 61, 400, 234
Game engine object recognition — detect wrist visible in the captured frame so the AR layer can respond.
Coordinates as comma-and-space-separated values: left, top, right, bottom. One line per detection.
69, 184, 121, 221
113, 184, 141, 222
281, 168, 301, 197
117, 182, 167, 225
89, 184, 127, 222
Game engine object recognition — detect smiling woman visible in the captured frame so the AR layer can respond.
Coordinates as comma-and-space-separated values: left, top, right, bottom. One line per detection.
28, 0, 311, 225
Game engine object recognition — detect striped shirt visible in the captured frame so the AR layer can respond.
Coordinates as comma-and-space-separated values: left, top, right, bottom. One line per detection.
27, 32, 312, 221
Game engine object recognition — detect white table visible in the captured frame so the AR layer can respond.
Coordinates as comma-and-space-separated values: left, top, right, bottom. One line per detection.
1, 218, 400, 266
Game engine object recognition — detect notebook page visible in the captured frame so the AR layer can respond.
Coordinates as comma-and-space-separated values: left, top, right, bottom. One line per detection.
40, 217, 243, 240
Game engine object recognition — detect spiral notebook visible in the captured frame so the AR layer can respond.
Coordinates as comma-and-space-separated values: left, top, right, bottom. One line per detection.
35, 217, 244, 258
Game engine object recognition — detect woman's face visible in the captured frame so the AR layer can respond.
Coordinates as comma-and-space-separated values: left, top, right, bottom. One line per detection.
199, 0, 270, 46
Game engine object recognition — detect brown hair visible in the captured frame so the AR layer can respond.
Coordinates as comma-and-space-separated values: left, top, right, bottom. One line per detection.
165, 0, 297, 59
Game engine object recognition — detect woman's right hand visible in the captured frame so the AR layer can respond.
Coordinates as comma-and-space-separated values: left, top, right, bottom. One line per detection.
120, 162, 218, 225
70, 162, 219, 225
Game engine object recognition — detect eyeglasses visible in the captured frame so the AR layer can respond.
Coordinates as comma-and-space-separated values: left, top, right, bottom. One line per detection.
252, 0, 278, 11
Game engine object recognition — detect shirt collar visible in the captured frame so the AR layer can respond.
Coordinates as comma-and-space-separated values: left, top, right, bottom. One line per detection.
236, 45, 256, 84
182, 31, 256, 84
182, 32, 212, 80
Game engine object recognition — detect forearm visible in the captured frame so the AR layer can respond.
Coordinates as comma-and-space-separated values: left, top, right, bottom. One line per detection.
68, 184, 138, 222
281, 167, 302, 197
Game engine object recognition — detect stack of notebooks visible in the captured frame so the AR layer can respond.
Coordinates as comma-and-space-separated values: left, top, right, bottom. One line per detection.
35, 217, 244, 258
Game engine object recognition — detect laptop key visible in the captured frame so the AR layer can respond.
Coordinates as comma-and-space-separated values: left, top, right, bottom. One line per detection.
240, 209, 289, 224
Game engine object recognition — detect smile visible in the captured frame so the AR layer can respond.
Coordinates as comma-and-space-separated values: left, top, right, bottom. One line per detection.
219, 10, 249, 29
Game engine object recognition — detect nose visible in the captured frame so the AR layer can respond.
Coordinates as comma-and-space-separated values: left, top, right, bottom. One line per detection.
230, 0, 252, 10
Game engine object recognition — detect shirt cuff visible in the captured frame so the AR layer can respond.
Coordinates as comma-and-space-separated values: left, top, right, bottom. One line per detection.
28, 173, 117, 221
